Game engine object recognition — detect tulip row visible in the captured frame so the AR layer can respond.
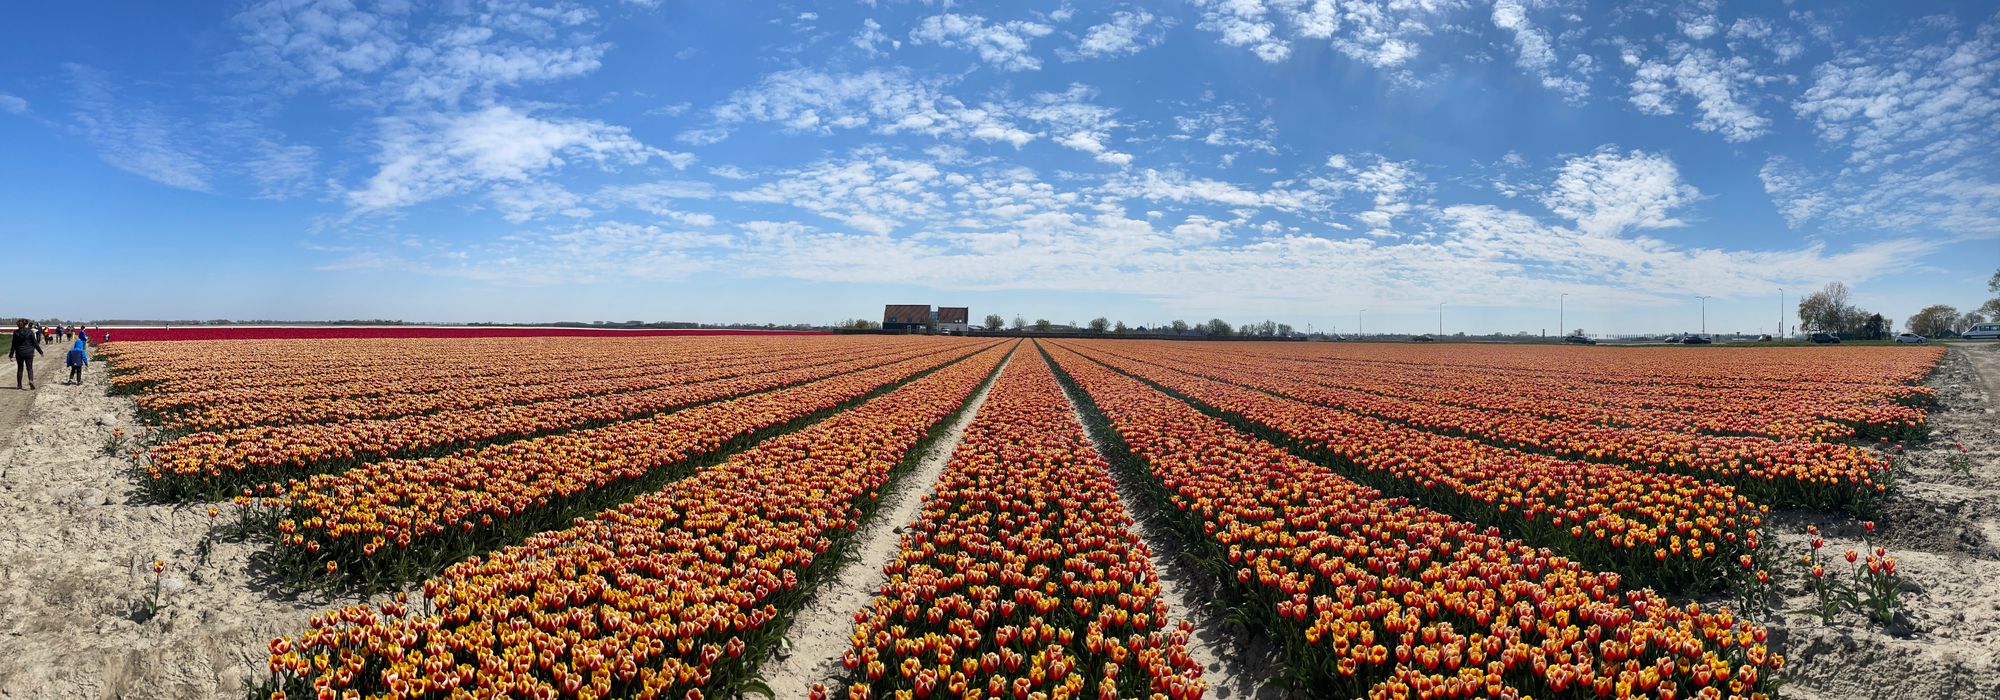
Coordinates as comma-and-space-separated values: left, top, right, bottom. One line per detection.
1221, 344, 1940, 435
834, 349, 1205, 700
1055, 342, 1762, 592
120, 336, 874, 413
1039, 342, 1782, 698
1183, 346, 1854, 441
1088, 343, 1887, 509
262, 342, 1001, 591
150, 341, 917, 431
261, 342, 1015, 700
143, 341, 982, 500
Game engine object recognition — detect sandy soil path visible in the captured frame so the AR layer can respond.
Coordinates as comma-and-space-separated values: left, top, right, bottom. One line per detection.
0, 343, 59, 443
755, 351, 1013, 698
1771, 345, 2000, 700
0, 358, 374, 700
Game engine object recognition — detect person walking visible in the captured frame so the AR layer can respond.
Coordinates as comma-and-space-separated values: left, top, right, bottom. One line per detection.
10, 319, 43, 390
65, 336, 88, 384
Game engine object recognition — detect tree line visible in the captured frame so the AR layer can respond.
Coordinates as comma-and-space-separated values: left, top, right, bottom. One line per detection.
1797, 266, 2000, 339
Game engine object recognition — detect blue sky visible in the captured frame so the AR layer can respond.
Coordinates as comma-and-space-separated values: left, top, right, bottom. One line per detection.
0, 0, 1994, 334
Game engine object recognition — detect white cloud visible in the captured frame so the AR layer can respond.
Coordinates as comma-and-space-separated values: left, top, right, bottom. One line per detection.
1193, 0, 1291, 63
1063, 10, 1168, 60
1191, 0, 1462, 72
1540, 148, 1699, 237
0, 93, 28, 115
64, 64, 211, 191
908, 13, 1054, 71
1491, 0, 1590, 102
1626, 45, 1770, 142
347, 105, 686, 212
1019, 86, 1132, 166
853, 18, 897, 56
247, 139, 319, 199
697, 68, 1035, 147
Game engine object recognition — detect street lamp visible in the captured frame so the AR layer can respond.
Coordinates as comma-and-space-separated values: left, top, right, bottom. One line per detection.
1358, 309, 1366, 338
1696, 295, 1710, 337
1559, 293, 1567, 339
1778, 288, 1785, 339
1438, 302, 1445, 337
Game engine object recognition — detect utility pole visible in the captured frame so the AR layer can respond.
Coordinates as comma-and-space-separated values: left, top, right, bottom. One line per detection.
1358, 309, 1366, 338
1438, 302, 1444, 337
1778, 288, 1784, 339
1697, 295, 1710, 337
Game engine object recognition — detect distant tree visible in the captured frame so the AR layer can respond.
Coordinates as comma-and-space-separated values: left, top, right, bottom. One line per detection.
1170, 320, 1190, 333
1991, 266, 2000, 293
1011, 316, 1027, 331
1979, 298, 2000, 319
1088, 317, 1110, 333
984, 314, 1004, 331
1798, 282, 1854, 335
1907, 305, 1960, 338
1250, 320, 1277, 337
1959, 312, 1988, 334
1034, 318, 1052, 332
1570, 328, 1586, 337
1860, 313, 1888, 341
1275, 323, 1294, 337
1113, 320, 1129, 334
839, 318, 880, 330
1202, 319, 1233, 336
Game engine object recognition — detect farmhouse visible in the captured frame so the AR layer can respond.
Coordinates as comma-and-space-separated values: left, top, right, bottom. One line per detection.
881, 304, 932, 332
936, 307, 971, 334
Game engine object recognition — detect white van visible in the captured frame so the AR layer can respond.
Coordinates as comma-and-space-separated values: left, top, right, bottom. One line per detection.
1965, 323, 2000, 340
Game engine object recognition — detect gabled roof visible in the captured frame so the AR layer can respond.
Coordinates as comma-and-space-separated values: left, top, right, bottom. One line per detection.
936, 307, 969, 324
883, 304, 931, 324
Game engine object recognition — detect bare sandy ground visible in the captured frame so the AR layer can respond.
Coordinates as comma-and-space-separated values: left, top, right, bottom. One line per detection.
0, 361, 377, 700
1769, 345, 2000, 700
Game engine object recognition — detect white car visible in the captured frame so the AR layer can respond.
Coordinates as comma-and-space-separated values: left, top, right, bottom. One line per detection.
1965, 323, 2000, 340
1894, 333, 1927, 344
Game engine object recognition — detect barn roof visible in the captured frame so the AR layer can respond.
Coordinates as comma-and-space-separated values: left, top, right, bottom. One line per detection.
936, 307, 969, 324
883, 304, 931, 324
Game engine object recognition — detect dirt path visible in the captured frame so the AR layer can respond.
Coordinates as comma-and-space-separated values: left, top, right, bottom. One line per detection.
755, 351, 1013, 698
0, 357, 375, 700
1769, 345, 2000, 700
0, 344, 60, 447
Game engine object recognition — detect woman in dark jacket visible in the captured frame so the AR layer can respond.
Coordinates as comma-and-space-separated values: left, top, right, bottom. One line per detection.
10, 319, 43, 390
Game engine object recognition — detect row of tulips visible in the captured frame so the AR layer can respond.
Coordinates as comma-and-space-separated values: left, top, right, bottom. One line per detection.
1215, 345, 1937, 439
150, 341, 912, 431
1220, 341, 1939, 393
1088, 343, 1887, 509
117, 336, 878, 413
1184, 346, 1856, 442
1056, 342, 1762, 593
107, 335, 797, 393
833, 349, 1205, 700
144, 342, 980, 500
261, 342, 1015, 700
260, 342, 1000, 591
1039, 342, 1783, 698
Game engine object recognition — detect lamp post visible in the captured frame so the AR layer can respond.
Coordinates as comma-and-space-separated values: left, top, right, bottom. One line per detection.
1438, 302, 1445, 337
1358, 309, 1366, 338
1778, 288, 1784, 339
1559, 293, 1567, 339
1697, 295, 1710, 337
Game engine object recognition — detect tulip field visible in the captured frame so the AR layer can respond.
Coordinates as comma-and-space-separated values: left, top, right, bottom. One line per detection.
90, 333, 1948, 699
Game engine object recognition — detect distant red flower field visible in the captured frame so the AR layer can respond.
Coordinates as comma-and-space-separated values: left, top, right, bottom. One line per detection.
83, 326, 827, 343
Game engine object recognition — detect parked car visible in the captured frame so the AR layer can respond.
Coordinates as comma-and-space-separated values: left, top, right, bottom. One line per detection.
1810, 332, 1842, 344
1965, 323, 2000, 340
1563, 335, 1596, 345
1411, 334, 1436, 342
1894, 333, 1927, 344
1756, 334, 1773, 342
1681, 335, 1712, 345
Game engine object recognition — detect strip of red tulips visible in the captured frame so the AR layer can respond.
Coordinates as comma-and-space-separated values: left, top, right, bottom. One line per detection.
262, 342, 999, 591
1056, 342, 1762, 594
260, 342, 1013, 700
833, 349, 1204, 700
1040, 342, 1781, 699
1087, 343, 1886, 509
142, 341, 981, 500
